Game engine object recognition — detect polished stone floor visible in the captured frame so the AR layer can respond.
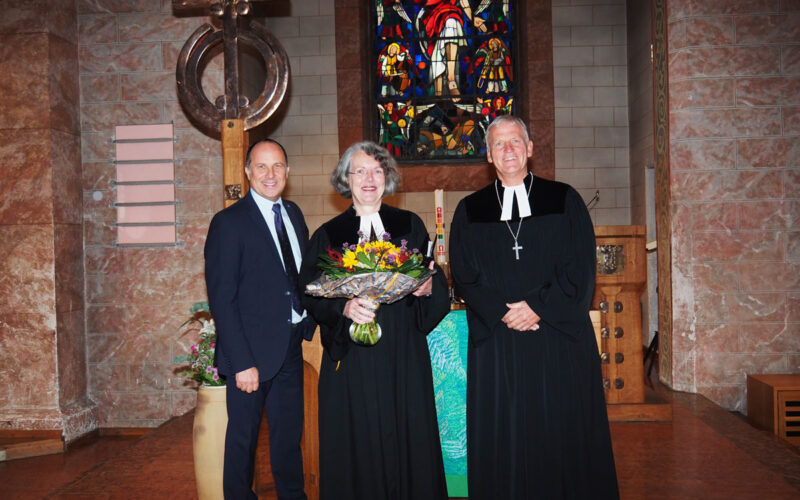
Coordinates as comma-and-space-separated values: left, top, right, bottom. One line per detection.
2, 379, 799, 499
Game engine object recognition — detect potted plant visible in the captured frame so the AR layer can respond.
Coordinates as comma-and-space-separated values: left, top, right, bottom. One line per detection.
174, 301, 226, 500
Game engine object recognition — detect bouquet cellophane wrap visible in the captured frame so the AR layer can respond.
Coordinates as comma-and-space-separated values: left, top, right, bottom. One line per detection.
305, 269, 436, 304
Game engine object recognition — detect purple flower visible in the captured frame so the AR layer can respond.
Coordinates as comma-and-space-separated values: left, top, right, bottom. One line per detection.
382, 232, 391, 241
400, 239, 408, 248
342, 242, 350, 250
412, 248, 419, 254
213, 373, 220, 381
350, 244, 357, 251
206, 366, 213, 373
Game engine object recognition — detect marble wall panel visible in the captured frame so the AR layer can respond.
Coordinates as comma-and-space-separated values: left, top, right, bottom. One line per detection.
738, 200, 800, 229
78, 42, 162, 73
669, 79, 734, 109
695, 352, 786, 386
685, 16, 735, 46
670, 108, 782, 139
668, 0, 779, 19
57, 308, 88, 406
120, 71, 176, 101
117, 12, 199, 42
1, 0, 77, 42
737, 262, 800, 291
0, 34, 49, 130
693, 230, 784, 261
77, 14, 117, 44
54, 223, 85, 314
78, 0, 159, 14
694, 324, 743, 354
788, 231, 800, 262
736, 76, 800, 107
784, 45, 800, 73
0, 129, 55, 224
80, 102, 163, 132
720, 170, 784, 200
670, 139, 737, 170
693, 262, 740, 292
680, 46, 781, 78
784, 107, 800, 135
735, 14, 800, 44
0, 312, 58, 408
785, 168, 800, 197
49, 35, 81, 134
737, 137, 800, 167
80, 130, 114, 161
0, 225, 56, 314
697, 385, 747, 413
80, 74, 120, 103
51, 130, 83, 224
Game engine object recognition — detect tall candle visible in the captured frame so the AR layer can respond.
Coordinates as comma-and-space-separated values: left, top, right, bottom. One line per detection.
434, 189, 446, 264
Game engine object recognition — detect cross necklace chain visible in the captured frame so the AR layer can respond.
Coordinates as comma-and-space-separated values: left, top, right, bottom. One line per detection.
494, 174, 533, 260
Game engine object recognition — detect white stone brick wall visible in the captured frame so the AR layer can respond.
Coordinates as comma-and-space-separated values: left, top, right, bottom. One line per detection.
553, 0, 631, 225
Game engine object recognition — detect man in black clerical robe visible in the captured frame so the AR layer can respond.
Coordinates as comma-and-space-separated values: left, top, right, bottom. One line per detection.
449, 115, 619, 499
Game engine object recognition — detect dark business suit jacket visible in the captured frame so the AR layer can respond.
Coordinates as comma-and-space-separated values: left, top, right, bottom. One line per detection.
204, 191, 314, 382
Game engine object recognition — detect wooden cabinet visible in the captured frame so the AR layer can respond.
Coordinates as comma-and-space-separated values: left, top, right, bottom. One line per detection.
747, 374, 800, 447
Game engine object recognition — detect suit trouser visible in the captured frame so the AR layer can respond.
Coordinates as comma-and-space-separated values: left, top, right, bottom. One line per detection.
223, 326, 306, 500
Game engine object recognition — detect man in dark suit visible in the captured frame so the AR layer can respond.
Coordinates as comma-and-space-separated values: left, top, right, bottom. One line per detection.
204, 139, 314, 499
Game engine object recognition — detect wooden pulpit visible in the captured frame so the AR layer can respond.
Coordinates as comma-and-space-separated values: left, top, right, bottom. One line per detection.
592, 225, 671, 421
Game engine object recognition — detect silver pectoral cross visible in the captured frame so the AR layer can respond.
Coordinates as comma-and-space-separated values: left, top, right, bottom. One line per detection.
512, 241, 523, 260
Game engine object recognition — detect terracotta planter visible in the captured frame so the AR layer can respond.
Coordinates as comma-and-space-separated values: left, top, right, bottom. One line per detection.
193, 385, 228, 500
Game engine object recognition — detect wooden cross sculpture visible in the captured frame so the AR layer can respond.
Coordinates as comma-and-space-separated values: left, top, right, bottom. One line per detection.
174, 0, 290, 208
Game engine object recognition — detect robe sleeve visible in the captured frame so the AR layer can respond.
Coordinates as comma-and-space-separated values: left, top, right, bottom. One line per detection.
449, 199, 510, 342
204, 212, 257, 374
299, 226, 351, 361
408, 213, 450, 334
522, 187, 596, 340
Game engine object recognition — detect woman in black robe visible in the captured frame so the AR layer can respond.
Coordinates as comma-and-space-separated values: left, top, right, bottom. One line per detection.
299, 141, 450, 500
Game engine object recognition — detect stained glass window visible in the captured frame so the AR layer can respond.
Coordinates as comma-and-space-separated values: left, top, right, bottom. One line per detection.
372, 0, 516, 161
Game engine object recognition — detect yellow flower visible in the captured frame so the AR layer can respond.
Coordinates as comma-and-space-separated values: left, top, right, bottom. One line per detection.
342, 250, 359, 268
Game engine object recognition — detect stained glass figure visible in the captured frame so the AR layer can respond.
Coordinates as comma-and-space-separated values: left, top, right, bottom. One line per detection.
372, 0, 515, 161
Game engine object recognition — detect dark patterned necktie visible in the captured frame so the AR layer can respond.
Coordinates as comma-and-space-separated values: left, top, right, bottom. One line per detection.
272, 203, 303, 315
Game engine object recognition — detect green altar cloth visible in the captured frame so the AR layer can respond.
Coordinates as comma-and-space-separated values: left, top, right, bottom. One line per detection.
427, 309, 468, 498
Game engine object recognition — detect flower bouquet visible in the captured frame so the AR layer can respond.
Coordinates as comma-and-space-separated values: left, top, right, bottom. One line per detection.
174, 301, 225, 386
305, 234, 434, 346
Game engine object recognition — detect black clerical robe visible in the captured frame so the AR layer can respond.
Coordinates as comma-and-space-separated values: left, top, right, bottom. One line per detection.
450, 175, 619, 500
299, 204, 450, 500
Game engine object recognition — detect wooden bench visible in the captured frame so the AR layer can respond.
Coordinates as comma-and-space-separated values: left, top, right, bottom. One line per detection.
747, 374, 800, 447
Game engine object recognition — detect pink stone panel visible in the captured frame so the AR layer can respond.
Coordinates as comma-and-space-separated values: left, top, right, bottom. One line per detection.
116, 162, 174, 182
682, 46, 781, 78
738, 200, 800, 229
737, 137, 800, 167
738, 322, 800, 352
176, 158, 222, 187
80, 73, 120, 103
115, 123, 173, 140
175, 128, 224, 159
57, 308, 88, 406
697, 385, 747, 413
115, 140, 173, 161
669, 79, 735, 109
693, 262, 740, 291
688, 202, 739, 230
686, 16, 735, 46
670, 139, 736, 170
107, 392, 170, 422
670, 171, 720, 201
788, 231, 800, 262
86, 302, 177, 335
116, 184, 174, 203
693, 230, 784, 261
116, 205, 175, 223
81, 102, 163, 132
668, 19, 687, 51
670, 108, 782, 139
117, 225, 176, 245
695, 352, 787, 386
0, 129, 55, 225
0, 314, 59, 408
0, 226, 56, 313
789, 292, 800, 321
49, 35, 81, 135
78, 42, 161, 73
83, 161, 113, 190
90, 363, 130, 392
669, 0, 780, 19
783, 0, 800, 12
695, 323, 742, 353
784, 107, 800, 135
784, 45, 800, 73
786, 169, 800, 197
720, 169, 783, 200
668, 50, 689, 81
736, 76, 800, 106
54, 223, 85, 314
735, 14, 800, 44
0, 34, 49, 130
120, 71, 177, 101
51, 129, 83, 225
77, 13, 117, 44
737, 261, 800, 291
81, 130, 114, 162
117, 12, 199, 42
77, 0, 157, 14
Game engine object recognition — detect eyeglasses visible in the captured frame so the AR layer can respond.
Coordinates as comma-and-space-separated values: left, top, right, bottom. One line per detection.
347, 168, 385, 178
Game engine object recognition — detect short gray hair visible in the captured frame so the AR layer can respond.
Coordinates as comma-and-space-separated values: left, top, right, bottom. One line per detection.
486, 115, 531, 144
330, 141, 401, 198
